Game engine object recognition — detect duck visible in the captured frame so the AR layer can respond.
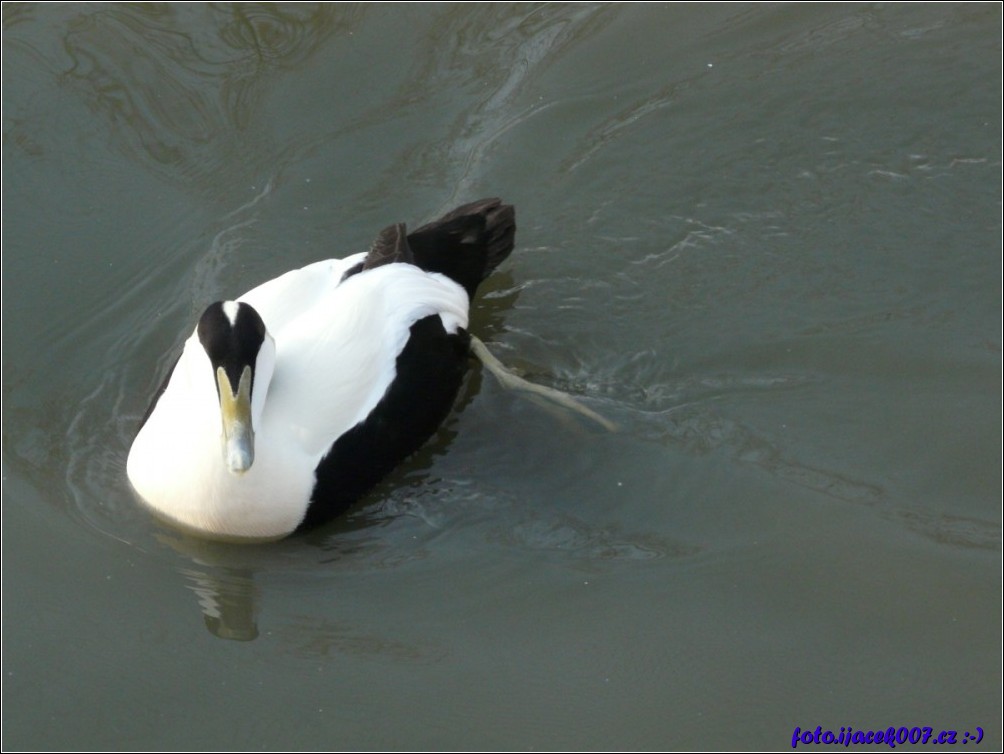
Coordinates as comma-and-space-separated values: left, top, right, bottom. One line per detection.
127, 198, 516, 541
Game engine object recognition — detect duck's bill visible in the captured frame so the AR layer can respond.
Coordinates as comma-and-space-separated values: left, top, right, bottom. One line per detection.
217, 366, 255, 473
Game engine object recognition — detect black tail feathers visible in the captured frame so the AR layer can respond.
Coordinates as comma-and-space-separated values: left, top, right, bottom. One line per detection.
359, 198, 515, 298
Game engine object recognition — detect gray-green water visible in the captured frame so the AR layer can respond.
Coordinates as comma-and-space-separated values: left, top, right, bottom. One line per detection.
2, 3, 1000, 750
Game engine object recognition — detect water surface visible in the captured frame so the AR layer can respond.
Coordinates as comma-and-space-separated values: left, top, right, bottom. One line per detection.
2, 4, 1000, 750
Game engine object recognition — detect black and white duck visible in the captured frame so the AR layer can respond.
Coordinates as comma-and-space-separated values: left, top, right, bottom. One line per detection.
127, 199, 516, 541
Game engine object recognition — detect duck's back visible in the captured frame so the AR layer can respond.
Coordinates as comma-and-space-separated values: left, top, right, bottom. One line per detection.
288, 199, 516, 528
259, 262, 471, 459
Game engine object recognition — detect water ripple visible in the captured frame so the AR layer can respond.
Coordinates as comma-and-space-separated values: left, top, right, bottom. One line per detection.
54, 4, 355, 194
363, 3, 618, 208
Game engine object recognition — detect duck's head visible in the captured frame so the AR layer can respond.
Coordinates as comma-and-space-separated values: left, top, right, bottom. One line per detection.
197, 300, 276, 474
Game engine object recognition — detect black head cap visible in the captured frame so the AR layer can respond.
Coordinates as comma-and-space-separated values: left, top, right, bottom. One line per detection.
197, 301, 268, 393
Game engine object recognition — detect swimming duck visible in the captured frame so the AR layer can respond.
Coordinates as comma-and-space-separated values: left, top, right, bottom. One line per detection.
127, 198, 515, 541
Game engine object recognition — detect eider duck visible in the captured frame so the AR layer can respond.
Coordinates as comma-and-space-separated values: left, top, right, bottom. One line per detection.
127, 198, 515, 541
